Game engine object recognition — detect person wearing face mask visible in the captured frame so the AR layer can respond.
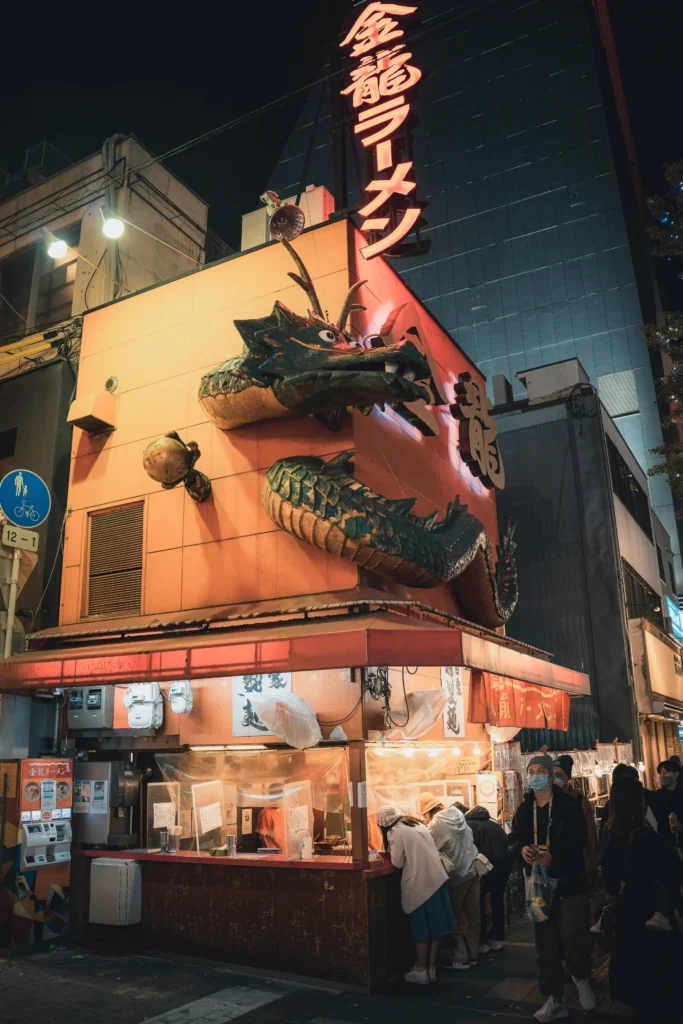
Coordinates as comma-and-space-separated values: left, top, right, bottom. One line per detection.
652, 759, 683, 849
552, 755, 598, 886
509, 754, 593, 1022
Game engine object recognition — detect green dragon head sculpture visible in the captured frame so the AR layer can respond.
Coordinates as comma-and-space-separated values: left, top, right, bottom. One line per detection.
199, 240, 441, 431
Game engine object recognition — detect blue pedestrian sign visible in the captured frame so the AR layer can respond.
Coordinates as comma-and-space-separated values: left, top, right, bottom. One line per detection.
0, 469, 51, 528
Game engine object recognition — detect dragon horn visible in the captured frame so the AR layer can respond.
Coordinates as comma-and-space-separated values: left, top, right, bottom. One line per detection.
282, 238, 324, 319
337, 280, 367, 332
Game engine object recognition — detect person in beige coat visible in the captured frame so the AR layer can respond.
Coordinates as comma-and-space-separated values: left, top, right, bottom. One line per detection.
377, 805, 455, 985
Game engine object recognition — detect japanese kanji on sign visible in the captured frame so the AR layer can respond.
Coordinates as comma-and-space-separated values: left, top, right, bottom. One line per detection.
340, 2, 425, 259
452, 372, 506, 490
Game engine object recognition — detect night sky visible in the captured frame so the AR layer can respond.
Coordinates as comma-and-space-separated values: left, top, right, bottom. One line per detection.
1, 0, 681, 304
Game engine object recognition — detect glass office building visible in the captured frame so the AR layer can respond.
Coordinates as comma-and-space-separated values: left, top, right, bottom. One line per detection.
268, 0, 679, 582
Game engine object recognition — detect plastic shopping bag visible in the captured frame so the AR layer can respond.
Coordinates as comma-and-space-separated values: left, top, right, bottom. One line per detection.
252, 692, 322, 749
524, 863, 558, 923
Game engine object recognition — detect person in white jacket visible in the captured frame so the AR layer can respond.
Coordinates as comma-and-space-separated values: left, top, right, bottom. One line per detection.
419, 792, 481, 968
376, 804, 455, 985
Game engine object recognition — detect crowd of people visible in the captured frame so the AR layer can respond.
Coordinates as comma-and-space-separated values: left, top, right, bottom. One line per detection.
377, 751, 683, 1022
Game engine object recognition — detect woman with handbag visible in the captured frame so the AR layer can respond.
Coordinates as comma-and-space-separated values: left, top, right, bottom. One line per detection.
600, 775, 682, 1020
419, 791, 483, 968
376, 805, 455, 985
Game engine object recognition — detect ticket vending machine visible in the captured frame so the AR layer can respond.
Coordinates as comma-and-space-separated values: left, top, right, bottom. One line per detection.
0, 758, 73, 953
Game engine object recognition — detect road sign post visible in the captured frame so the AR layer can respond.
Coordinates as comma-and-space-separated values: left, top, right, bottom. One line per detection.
1, 524, 39, 553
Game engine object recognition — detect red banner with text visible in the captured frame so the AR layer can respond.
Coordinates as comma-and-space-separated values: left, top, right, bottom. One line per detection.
468, 671, 570, 732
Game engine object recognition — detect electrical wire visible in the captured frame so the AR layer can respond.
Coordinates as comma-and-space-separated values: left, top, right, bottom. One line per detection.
0, 291, 29, 324
29, 510, 68, 633
0, 1, 503, 247
318, 692, 364, 727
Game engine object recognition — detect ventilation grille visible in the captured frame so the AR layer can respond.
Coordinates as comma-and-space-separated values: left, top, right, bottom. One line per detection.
87, 503, 143, 618
597, 370, 638, 419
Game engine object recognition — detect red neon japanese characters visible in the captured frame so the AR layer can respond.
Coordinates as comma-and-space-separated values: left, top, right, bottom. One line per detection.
340, 3, 424, 260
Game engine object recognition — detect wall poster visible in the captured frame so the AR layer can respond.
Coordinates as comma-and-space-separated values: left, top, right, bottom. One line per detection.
231, 673, 292, 737
441, 665, 465, 738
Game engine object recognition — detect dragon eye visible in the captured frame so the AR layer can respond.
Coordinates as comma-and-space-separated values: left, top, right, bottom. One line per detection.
318, 329, 337, 343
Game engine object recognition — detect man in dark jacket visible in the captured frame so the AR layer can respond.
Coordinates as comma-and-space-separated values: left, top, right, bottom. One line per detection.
466, 805, 512, 952
651, 759, 683, 849
509, 754, 594, 1022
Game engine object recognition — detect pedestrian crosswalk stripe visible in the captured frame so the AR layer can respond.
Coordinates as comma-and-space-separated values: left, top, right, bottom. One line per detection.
138, 984, 285, 1023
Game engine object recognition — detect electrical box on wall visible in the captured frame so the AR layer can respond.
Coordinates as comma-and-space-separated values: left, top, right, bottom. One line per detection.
169, 680, 193, 714
67, 686, 115, 729
122, 683, 163, 730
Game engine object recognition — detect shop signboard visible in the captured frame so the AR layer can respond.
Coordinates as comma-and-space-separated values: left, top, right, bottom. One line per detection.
231, 673, 292, 737
666, 596, 683, 643
441, 665, 465, 738
339, 2, 425, 259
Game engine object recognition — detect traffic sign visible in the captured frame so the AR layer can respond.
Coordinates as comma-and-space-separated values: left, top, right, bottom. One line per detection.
0, 469, 51, 528
2, 523, 39, 553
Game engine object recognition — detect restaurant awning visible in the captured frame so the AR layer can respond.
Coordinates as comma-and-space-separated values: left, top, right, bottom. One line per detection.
0, 602, 590, 695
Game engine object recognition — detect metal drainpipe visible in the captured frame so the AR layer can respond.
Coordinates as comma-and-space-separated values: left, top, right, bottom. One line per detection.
3, 548, 22, 658
51, 690, 64, 755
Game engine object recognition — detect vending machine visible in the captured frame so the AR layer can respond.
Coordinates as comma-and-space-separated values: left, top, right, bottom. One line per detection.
0, 758, 73, 953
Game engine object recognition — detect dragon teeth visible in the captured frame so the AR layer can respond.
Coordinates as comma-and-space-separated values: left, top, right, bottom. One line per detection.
384, 361, 399, 373
402, 369, 416, 381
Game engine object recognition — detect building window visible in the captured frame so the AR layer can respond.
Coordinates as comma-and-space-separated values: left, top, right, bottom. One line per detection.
606, 436, 653, 540
86, 502, 144, 618
0, 427, 17, 460
657, 544, 666, 583
0, 247, 35, 342
623, 560, 662, 627
36, 222, 80, 329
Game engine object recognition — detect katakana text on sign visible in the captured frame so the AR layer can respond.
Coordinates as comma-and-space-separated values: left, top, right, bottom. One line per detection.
340, 3, 424, 259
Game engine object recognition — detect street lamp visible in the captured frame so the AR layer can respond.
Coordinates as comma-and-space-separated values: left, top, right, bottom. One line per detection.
47, 239, 68, 259
102, 214, 125, 239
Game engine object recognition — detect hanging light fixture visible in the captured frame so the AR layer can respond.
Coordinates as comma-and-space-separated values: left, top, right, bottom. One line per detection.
102, 213, 125, 239
47, 238, 68, 259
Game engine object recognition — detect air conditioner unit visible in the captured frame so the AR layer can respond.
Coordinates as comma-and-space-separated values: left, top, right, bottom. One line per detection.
240, 185, 334, 251
89, 858, 141, 925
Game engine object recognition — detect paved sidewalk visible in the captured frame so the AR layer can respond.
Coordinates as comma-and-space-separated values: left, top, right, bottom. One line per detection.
0, 917, 633, 1023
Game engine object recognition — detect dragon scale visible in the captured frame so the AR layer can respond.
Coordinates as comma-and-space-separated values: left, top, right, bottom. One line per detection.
263, 451, 518, 629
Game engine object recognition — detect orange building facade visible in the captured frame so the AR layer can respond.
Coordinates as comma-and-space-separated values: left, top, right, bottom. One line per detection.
0, 219, 588, 983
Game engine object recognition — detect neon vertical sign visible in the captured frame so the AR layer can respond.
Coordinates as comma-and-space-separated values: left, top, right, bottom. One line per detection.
340, 2, 425, 260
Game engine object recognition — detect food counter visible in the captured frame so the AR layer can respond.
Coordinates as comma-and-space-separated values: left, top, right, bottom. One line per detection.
71, 847, 405, 989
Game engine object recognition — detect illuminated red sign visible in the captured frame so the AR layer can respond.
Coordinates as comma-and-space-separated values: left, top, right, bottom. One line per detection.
340, 3, 424, 260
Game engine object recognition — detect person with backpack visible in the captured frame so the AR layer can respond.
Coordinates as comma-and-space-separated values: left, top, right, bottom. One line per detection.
466, 805, 513, 952
509, 754, 594, 1022
375, 805, 454, 985
419, 792, 480, 968
600, 775, 683, 1020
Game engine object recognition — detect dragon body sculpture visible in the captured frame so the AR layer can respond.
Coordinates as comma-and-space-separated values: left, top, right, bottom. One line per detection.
198, 236, 518, 629
263, 452, 518, 629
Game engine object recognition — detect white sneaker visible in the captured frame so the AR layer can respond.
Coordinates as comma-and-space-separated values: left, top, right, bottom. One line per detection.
404, 965, 430, 985
571, 975, 596, 1011
479, 943, 490, 953
645, 911, 672, 932
442, 960, 470, 970
533, 996, 569, 1021
429, 967, 437, 983
489, 939, 503, 951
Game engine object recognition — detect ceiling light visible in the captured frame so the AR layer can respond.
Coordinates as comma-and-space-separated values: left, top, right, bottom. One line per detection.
47, 239, 68, 259
102, 215, 125, 239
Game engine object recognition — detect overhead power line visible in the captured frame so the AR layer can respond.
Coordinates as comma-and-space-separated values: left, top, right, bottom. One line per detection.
0, 0, 501, 246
